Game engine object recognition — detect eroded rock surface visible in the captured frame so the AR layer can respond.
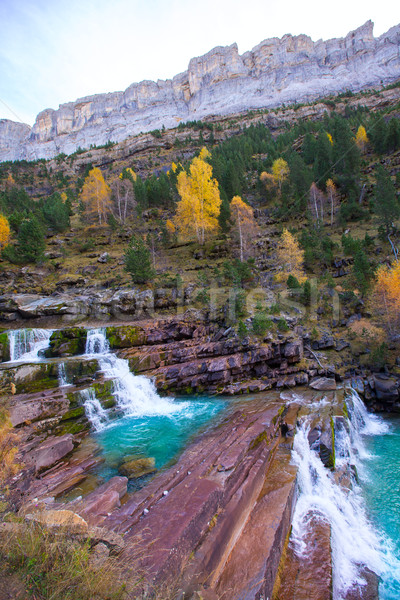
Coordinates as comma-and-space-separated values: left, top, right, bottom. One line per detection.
1, 21, 399, 161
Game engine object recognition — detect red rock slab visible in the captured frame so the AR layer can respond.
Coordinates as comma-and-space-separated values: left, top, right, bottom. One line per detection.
124, 476, 223, 581
10, 389, 69, 427
75, 476, 128, 526
26, 455, 103, 501
273, 513, 332, 600
213, 444, 298, 600
34, 433, 75, 472
183, 443, 277, 597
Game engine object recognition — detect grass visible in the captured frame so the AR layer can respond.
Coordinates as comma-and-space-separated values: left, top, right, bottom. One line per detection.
0, 516, 180, 600
0, 520, 127, 600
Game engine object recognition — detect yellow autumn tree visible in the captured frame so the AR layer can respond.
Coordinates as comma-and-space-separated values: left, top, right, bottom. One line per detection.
0, 214, 10, 252
5, 173, 15, 188
355, 125, 368, 153
276, 228, 306, 283
326, 179, 337, 227
166, 219, 175, 235
371, 260, 400, 337
230, 196, 258, 262
272, 158, 290, 193
119, 167, 137, 182
174, 147, 221, 245
80, 167, 112, 225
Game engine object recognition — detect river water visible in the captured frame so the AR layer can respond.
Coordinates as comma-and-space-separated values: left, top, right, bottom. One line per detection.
360, 415, 400, 599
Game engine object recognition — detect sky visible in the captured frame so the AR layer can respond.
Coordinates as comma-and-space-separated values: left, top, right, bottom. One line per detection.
0, 0, 399, 126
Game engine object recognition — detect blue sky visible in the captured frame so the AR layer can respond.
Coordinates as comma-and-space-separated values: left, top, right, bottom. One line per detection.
0, 0, 398, 126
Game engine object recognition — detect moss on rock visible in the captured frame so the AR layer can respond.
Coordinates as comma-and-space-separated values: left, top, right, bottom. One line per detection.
106, 326, 146, 349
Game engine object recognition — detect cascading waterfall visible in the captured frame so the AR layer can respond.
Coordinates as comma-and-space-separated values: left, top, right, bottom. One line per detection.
84, 328, 184, 419
79, 387, 109, 432
290, 389, 399, 600
8, 328, 53, 362
57, 362, 70, 387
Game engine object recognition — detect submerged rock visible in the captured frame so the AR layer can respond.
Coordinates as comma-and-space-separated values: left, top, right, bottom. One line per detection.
119, 456, 157, 479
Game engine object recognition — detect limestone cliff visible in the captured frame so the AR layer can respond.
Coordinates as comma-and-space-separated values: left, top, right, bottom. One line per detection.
1, 20, 399, 162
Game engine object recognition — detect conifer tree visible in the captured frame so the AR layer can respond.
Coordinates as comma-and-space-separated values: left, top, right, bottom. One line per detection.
124, 235, 154, 284
373, 165, 399, 235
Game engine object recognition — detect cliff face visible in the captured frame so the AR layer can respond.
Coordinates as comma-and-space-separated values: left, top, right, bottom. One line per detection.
1, 20, 399, 162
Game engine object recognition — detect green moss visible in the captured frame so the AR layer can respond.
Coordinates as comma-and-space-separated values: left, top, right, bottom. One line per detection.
329, 417, 336, 470
60, 406, 85, 421
67, 392, 79, 407
46, 328, 87, 357
250, 430, 270, 450
343, 402, 349, 419
106, 326, 146, 349
58, 422, 88, 435
0, 332, 10, 362
102, 399, 117, 409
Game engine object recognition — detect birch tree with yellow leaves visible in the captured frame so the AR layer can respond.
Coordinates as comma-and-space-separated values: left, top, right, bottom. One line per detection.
371, 260, 400, 338
230, 196, 258, 262
276, 228, 306, 283
355, 125, 368, 153
0, 214, 10, 252
272, 158, 290, 193
80, 167, 112, 225
174, 147, 221, 245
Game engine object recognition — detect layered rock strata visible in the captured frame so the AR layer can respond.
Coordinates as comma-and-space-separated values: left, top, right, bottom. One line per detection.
1, 20, 399, 161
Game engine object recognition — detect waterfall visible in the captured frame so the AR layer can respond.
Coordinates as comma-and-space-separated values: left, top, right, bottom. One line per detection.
8, 328, 53, 362
57, 362, 70, 387
290, 390, 395, 600
84, 328, 182, 419
80, 388, 109, 432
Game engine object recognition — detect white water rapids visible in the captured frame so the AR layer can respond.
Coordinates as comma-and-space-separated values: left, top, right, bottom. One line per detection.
290, 389, 399, 599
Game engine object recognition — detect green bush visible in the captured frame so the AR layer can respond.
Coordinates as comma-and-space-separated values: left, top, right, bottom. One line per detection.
277, 317, 289, 332
252, 312, 273, 336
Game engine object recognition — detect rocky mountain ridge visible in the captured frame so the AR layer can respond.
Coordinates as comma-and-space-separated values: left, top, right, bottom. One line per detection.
1, 20, 399, 162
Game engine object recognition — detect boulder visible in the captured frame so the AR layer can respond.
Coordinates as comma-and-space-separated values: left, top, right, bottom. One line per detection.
97, 252, 109, 263
373, 375, 399, 402
25, 509, 88, 534
309, 377, 337, 391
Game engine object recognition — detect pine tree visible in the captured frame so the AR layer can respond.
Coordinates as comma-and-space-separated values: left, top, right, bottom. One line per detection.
17, 216, 45, 263
124, 236, 154, 284
373, 165, 399, 235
